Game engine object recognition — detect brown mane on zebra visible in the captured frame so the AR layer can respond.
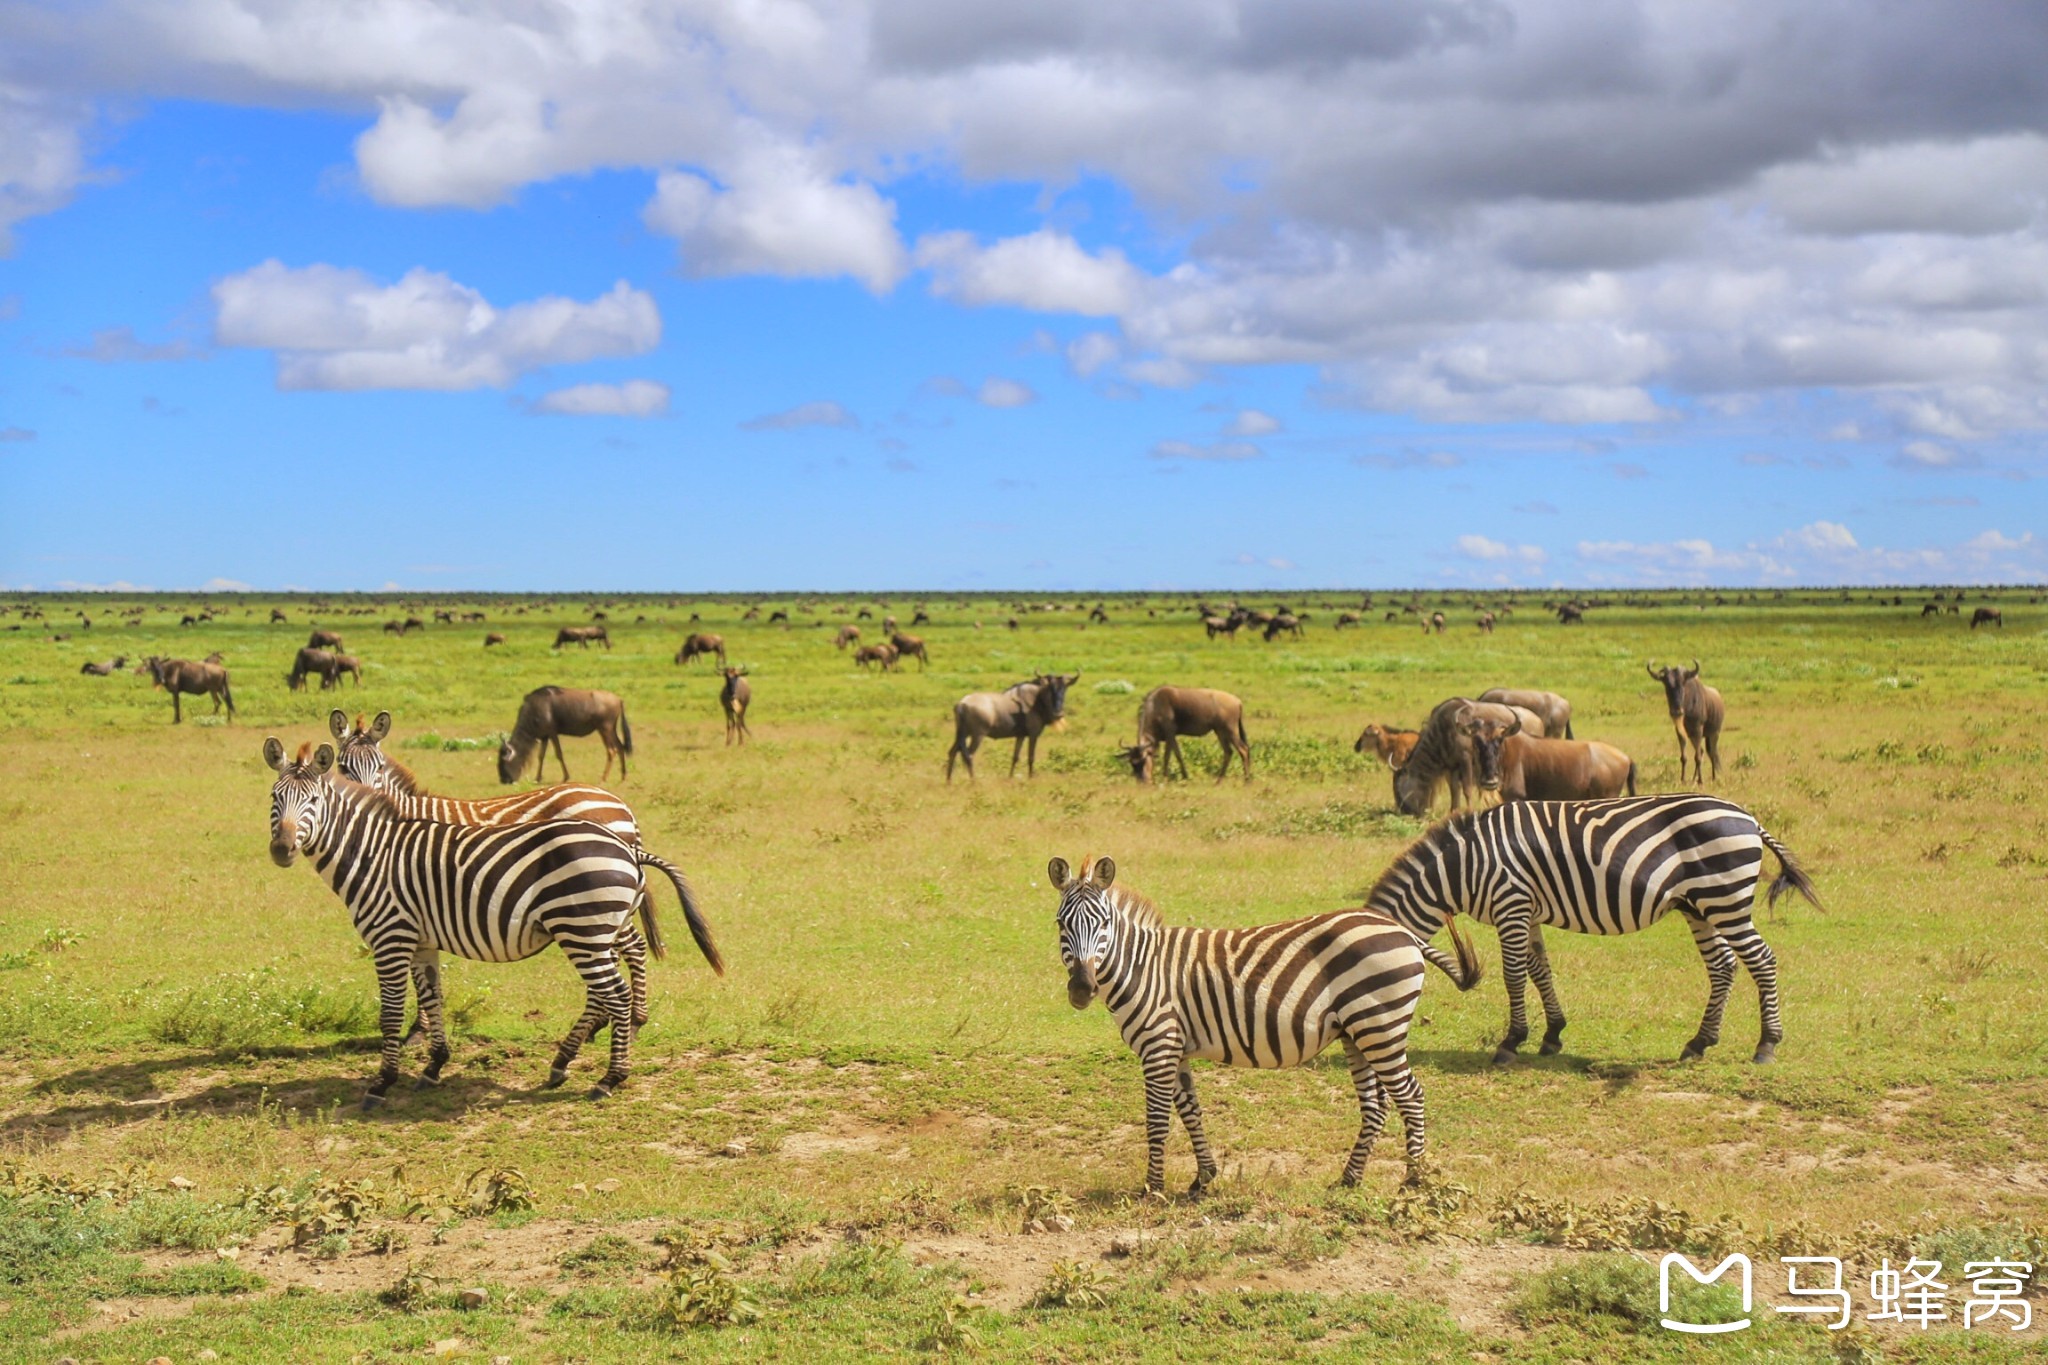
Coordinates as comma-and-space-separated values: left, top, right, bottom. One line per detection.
345, 713, 426, 795
1084, 861, 1162, 928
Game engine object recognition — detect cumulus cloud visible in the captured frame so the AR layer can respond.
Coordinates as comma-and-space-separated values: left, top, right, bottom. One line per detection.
1225, 408, 1282, 436
532, 379, 669, 417
644, 151, 907, 294
741, 399, 858, 431
976, 377, 1037, 408
1065, 331, 1121, 377
211, 261, 658, 391
1457, 534, 1546, 565
1151, 439, 1261, 461
1574, 520, 2046, 585
917, 230, 1141, 315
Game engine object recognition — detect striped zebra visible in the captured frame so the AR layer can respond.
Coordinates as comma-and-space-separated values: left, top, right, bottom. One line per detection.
328, 711, 660, 1038
1368, 794, 1819, 1065
1050, 855, 1480, 1195
264, 738, 724, 1106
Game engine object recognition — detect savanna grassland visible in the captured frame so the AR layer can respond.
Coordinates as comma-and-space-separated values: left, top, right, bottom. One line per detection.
0, 589, 2044, 1363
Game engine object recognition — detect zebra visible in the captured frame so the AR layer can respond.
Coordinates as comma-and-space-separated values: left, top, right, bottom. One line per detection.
328, 710, 666, 1043
264, 738, 724, 1107
1050, 855, 1480, 1196
1367, 794, 1819, 1066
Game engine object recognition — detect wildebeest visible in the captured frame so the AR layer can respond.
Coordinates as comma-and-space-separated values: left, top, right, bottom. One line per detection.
1557, 603, 1584, 624
854, 642, 899, 671
1647, 660, 1725, 784
719, 668, 752, 746
383, 620, 407, 635
1476, 611, 1496, 634
308, 629, 343, 650
484, 632, 506, 647
79, 655, 127, 676
269, 608, 288, 623
1427, 611, 1446, 634
203, 650, 226, 664
1972, 607, 2004, 629
332, 653, 363, 686
499, 686, 633, 783
143, 656, 235, 723
1920, 602, 1941, 618
834, 625, 861, 650
890, 632, 930, 669
1334, 612, 1360, 629
1121, 686, 1251, 783
1460, 713, 1635, 800
675, 633, 726, 667
911, 608, 931, 626
1392, 698, 1547, 816
555, 625, 611, 650
946, 673, 1079, 781
1203, 615, 1239, 639
1353, 723, 1420, 771
286, 647, 344, 691
1477, 688, 1573, 740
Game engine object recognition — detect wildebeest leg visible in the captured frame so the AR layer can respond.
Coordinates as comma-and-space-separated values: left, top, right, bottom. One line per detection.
1492, 914, 1534, 1064
946, 730, 968, 781
1673, 716, 1690, 783
1213, 727, 1235, 782
1716, 914, 1782, 1064
1679, 911, 1735, 1061
1705, 723, 1722, 783
1527, 926, 1567, 1054
1165, 734, 1190, 781
551, 735, 570, 782
172, 689, 183, 723
1010, 732, 1028, 778
1338, 1037, 1388, 1186
563, 944, 633, 1099
1173, 1062, 1219, 1194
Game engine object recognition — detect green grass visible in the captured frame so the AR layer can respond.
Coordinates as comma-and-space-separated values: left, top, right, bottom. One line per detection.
0, 588, 2044, 1360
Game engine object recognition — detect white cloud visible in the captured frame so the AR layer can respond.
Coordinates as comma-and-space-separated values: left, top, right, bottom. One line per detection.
200, 577, 252, 591
976, 377, 1037, 408
741, 399, 858, 431
644, 150, 907, 294
1065, 331, 1121, 377
63, 326, 197, 362
1124, 356, 1200, 390
211, 262, 658, 391
1962, 529, 2034, 554
532, 379, 669, 417
1456, 534, 1546, 565
1151, 439, 1261, 461
1225, 408, 1282, 437
917, 230, 1142, 316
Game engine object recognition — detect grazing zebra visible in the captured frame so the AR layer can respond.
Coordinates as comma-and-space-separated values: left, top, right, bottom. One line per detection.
264, 738, 724, 1107
329, 710, 675, 1041
1367, 795, 1819, 1066
1050, 855, 1480, 1195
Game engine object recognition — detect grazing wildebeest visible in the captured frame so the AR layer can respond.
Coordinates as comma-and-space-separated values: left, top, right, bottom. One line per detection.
1203, 615, 1239, 639
499, 686, 633, 783
1121, 686, 1251, 783
1972, 607, 2004, 629
269, 608, 288, 623
1353, 723, 1420, 771
405, 616, 425, 632
834, 625, 861, 650
332, 653, 363, 686
675, 633, 726, 667
143, 656, 235, 723
286, 647, 344, 691
308, 629, 343, 650
912, 608, 931, 626
1460, 714, 1635, 800
484, 632, 506, 647
1334, 612, 1360, 629
1263, 613, 1303, 642
945, 673, 1079, 781
1476, 611, 1496, 634
720, 668, 752, 746
854, 642, 899, 671
555, 625, 611, 650
767, 609, 789, 624
1477, 688, 1573, 740
1427, 611, 1446, 634
1391, 698, 1546, 816
1647, 660, 1725, 784
384, 620, 406, 635
1920, 602, 1941, 618
79, 655, 127, 676
1005, 617, 1020, 630
890, 632, 930, 669
1557, 603, 1585, 624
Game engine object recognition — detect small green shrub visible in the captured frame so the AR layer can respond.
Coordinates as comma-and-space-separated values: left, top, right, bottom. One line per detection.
1513, 1254, 1744, 1332
150, 968, 372, 1048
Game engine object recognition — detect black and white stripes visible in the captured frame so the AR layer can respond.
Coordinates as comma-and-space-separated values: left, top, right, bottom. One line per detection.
1367, 794, 1819, 1064
1051, 855, 1478, 1194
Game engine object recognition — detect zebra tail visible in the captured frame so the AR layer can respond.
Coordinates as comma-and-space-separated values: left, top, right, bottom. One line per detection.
620, 707, 634, 755
635, 848, 724, 975
1759, 827, 1823, 911
1422, 913, 1483, 991
1625, 760, 1637, 796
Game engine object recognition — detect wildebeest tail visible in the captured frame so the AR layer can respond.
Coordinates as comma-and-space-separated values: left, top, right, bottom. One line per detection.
1420, 912, 1483, 991
1565, 719, 1574, 739
1625, 759, 1637, 796
634, 847, 723, 974
619, 705, 634, 755
222, 678, 236, 715
1759, 826, 1822, 910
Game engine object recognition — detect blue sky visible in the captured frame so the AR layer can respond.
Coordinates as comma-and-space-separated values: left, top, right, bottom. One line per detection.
2, 2, 2043, 592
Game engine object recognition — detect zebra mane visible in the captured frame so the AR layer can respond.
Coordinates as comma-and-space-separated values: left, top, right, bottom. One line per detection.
376, 750, 426, 796
1102, 882, 1163, 929
1364, 810, 1476, 909
330, 771, 403, 819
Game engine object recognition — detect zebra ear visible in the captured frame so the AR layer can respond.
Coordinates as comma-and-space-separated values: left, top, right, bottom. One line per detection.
262, 737, 286, 771
369, 711, 392, 742
1047, 857, 1071, 889
312, 743, 337, 775
328, 710, 349, 741
1093, 856, 1117, 887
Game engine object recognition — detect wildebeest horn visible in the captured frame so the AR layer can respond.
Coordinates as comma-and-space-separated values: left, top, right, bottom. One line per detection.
1645, 662, 1662, 680
1686, 658, 1700, 678
1504, 715, 1522, 736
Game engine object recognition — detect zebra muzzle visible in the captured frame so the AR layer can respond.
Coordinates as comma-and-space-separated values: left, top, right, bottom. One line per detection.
1067, 964, 1097, 1009
269, 824, 300, 867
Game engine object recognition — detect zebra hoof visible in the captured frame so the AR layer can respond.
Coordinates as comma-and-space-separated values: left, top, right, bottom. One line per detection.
544, 1068, 570, 1089
1752, 1042, 1778, 1065
413, 1073, 443, 1090
1490, 1047, 1519, 1067
1539, 1037, 1564, 1056
585, 1085, 612, 1101
360, 1092, 387, 1112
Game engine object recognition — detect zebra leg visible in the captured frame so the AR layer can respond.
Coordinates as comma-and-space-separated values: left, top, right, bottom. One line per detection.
1720, 918, 1783, 1063
590, 919, 650, 1036
1680, 913, 1736, 1061
1139, 1047, 1182, 1196
364, 951, 413, 1109
1492, 915, 1534, 1064
1527, 926, 1568, 1055
1339, 1039, 1389, 1186
1369, 1053, 1429, 1184
412, 950, 452, 1087
562, 945, 634, 1098
1173, 1063, 1220, 1194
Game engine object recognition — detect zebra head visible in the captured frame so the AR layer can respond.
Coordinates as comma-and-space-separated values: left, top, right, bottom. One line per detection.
264, 737, 336, 867
330, 709, 394, 789
1049, 855, 1120, 1009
